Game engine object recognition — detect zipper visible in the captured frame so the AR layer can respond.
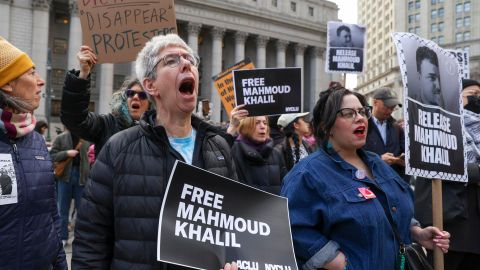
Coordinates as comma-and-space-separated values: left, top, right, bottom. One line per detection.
12, 142, 20, 161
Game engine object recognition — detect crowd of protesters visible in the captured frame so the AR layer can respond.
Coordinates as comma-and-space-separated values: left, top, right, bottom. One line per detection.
2, 32, 480, 270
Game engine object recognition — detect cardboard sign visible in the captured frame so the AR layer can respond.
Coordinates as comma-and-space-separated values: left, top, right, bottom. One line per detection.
392, 32, 467, 182
326, 21, 366, 74
233, 68, 302, 117
77, 0, 177, 63
157, 161, 298, 270
447, 49, 470, 80
212, 59, 255, 116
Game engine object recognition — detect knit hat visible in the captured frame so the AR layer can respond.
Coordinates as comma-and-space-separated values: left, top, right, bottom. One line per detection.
462, 79, 480, 91
0, 36, 34, 87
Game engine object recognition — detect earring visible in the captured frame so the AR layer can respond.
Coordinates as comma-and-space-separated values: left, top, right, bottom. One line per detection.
326, 140, 333, 150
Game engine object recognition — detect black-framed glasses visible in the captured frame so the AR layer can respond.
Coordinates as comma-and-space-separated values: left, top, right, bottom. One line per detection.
336, 106, 372, 120
124, 89, 148, 100
152, 52, 200, 71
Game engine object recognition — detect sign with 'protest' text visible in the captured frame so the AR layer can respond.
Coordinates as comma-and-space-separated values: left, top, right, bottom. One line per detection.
157, 161, 298, 270
233, 68, 302, 116
77, 0, 177, 63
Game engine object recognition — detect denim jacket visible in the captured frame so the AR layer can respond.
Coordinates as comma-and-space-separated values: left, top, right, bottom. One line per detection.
281, 148, 413, 270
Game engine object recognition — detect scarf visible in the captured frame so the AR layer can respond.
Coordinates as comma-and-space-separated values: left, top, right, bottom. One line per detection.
463, 109, 480, 163
0, 108, 36, 139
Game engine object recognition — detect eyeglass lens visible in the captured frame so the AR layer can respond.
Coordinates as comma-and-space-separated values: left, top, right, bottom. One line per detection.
125, 89, 148, 100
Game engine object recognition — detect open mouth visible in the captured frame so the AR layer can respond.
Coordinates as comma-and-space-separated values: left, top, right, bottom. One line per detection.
179, 78, 195, 95
131, 103, 140, 110
353, 126, 366, 135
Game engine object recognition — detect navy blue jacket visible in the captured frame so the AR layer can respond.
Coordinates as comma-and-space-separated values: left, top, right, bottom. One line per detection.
281, 148, 413, 270
0, 131, 66, 269
364, 117, 407, 181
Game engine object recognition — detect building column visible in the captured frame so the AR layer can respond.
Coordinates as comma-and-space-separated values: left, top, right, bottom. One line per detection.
0, 0, 11, 38
98, 64, 114, 114
31, 0, 50, 120
67, 0, 82, 69
210, 27, 226, 123
295, 43, 307, 110
234, 31, 248, 62
310, 47, 324, 111
276, 40, 288, 68
256, 35, 269, 68
187, 22, 202, 55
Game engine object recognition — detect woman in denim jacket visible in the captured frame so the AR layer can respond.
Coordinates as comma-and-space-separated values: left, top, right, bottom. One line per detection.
281, 86, 450, 270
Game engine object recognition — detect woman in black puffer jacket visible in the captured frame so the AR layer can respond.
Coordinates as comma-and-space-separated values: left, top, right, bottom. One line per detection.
231, 116, 287, 195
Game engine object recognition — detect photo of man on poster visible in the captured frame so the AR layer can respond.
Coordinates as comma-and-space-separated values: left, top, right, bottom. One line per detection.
415, 46, 444, 107
334, 25, 354, 47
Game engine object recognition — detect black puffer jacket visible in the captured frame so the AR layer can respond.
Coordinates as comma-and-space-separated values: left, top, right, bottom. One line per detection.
61, 70, 133, 157
72, 111, 237, 270
231, 139, 287, 195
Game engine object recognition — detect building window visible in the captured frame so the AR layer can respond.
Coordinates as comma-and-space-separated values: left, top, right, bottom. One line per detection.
290, 1, 296, 12
408, 1, 414, 10
431, 0, 436, 4
456, 32, 463, 42
431, 23, 437, 32
456, 3, 462, 13
272, 0, 277, 7
415, 0, 420, 9
464, 31, 471, 41
438, 8, 444, 17
464, 2, 471, 12
431, 9, 437, 19
408, 15, 414, 23
438, 22, 444, 31
464, 16, 471, 27
431, 36, 437, 43
415, 26, 420, 35
52, 38, 67, 54
308, 6, 314, 16
52, 69, 66, 87
415, 13, 420, 21
408, 27, 414, 33
456, 18, 463, 28
464, 46, 470, 52
438, 36, 444, 45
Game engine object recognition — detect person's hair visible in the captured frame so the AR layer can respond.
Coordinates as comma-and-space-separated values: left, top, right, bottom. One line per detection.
136, 33, 195, 82
283, 117, 303, 168
110, 78, 151, 124
312, 85, 367, 146
238, 116, 270, 141
0, 78, 37, 112
416, 46, 439, 73
336, 25, 351, 36
34, 120, 48, 133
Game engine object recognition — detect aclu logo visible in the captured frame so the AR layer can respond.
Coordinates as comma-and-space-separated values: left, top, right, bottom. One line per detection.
285, 107, 299, 112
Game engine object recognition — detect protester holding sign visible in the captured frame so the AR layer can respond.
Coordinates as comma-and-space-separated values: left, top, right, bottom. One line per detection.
231, 116, 287, 195
275, 112, 313, 171
281, 85, 450, 269
0, 36, 66, 269
414, 79, 480, 269
72, 34, 237, 269
61, 46, 152, 157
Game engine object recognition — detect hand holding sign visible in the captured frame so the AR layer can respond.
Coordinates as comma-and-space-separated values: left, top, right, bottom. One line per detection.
226, 104, 249, 136
77, 45, 97, 79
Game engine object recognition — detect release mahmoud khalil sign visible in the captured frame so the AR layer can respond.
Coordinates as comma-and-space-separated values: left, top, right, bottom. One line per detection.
157, 161, 298, 270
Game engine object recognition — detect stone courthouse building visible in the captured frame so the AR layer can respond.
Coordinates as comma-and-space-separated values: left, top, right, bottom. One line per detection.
0, 0, 341, 129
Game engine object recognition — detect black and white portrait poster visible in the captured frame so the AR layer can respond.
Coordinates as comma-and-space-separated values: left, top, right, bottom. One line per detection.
392, 33, 467, 182
446, 49, 470, 80
0, 154, 18, 205
233, 68, 302, 116
326, 21, 366, 73
157, 161, 298, 270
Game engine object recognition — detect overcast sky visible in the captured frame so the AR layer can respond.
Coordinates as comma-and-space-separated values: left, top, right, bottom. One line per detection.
328, 0, 359, 89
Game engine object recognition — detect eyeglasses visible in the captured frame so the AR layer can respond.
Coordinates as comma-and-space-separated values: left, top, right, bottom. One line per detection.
152, 52, 200, 71
336, 106, 372, 120
124, 89, 148, 100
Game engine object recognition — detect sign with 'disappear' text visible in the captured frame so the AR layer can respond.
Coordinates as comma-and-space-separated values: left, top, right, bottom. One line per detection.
157, 161, 298, 270
77, 0, 177, 63
233, 68, 302, 117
